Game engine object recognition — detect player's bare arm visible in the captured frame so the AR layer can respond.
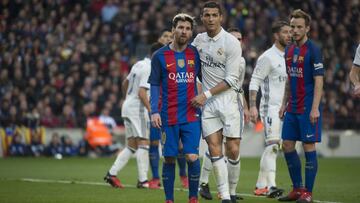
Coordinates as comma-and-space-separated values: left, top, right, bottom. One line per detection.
349, 66, 360, 97
138, 87, 151, 113
122, 79, 129, 99
190, 80, 230, 107
242, 93, 250, 123
279, 79, 290, 119
249, 90, 258, 123
310, 76, 323, 124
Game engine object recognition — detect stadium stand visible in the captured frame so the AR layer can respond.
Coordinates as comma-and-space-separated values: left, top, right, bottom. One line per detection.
0, 0, 359, 157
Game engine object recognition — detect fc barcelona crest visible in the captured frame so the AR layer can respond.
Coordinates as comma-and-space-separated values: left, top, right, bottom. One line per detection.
177, 59, 185, 68
188, 59, 194, 67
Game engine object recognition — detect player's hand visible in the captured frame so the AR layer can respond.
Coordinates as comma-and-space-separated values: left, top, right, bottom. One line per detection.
151, 113, 162, 128
191, 93, 207, 108
279, 105, 286, 120
352, 84, 360, 98
309, 108, 320, 125
243, 107, 250, 124
249, 106, 258, 123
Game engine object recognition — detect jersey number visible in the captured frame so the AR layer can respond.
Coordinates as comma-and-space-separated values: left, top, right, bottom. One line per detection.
127, 74, 136, 95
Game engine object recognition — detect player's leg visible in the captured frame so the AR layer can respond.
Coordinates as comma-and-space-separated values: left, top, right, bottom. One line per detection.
104, 119, 137, 188
297, 113, 322, 203
149, 126, 161, 188
223, 93, 243, 202
131, 115, 150, 188
136, 137, 150, 188
202, 101, 230, 202
181, 121, 201, 202
161, 125, 180, 202
199, 150, 213, 200
177, 140, 188, 188
258, 115, 284, 198
279, 113, 305, 201
225, 137, 241, 202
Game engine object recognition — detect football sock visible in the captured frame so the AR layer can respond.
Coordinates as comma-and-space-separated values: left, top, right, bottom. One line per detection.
256, 149, 268, 189
149, 144, 160, 179
227, 155, 241, 196
263, 144, 278, 187
199, 151, 213, 184
109, 146, 136, 175
137, 145, 149, 182
162, 162, 176, 201
305, 151, 317, 192
284, 150, 303, 189
177, 149, 187, 177
187, 159, 200, 198
212, 155, 230, 200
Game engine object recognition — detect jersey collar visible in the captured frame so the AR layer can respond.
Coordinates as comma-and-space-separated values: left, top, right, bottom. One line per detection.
206, 27, 225, 42
272, 44, 285, 57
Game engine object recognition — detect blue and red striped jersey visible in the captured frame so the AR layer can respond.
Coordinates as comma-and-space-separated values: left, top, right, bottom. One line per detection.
148, 44, 201, 126
285, 40, 324, 114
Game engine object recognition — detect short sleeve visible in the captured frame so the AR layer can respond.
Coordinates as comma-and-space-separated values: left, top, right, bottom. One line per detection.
312, 45, 324, 76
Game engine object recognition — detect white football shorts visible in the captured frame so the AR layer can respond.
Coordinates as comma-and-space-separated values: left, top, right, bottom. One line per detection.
202, 90, 244, 138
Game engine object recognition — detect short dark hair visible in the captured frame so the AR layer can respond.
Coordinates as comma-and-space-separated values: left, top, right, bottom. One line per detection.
228, 27, 241, 33
150, 42, 164, 55
290, 9, 311, 26
202, 1, 222, 15
271, 21, 290, 34
172, 13, 195, 29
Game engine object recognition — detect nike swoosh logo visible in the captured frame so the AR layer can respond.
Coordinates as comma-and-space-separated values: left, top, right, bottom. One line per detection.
306, 134, 314, 138
166, 63, 175, 68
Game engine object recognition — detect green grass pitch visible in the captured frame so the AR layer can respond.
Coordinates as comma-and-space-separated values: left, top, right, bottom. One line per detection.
0, 157, 359, 203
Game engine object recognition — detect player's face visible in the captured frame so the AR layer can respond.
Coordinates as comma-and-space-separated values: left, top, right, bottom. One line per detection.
201, 8, 222, 33
290, 17, 309, 43
277, 25, 292, 47
172, 20, 193, 46
230, 31, 243, 48
158, 31, 172, 45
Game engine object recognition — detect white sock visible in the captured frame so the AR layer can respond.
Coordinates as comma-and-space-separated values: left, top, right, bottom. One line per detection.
200, 151, 213, 184
263, 144, 278, 188
137, 145, 149, 182
109, 147, 135, 175
256, 150, 268, 189
228, 155, 240, 196
212, 156, 230, 200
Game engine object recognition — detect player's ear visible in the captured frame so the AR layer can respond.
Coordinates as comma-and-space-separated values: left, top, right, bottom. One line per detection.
305, 25, 310, 34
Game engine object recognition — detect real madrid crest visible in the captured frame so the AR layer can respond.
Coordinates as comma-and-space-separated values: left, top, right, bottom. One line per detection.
177, 59, 185, 68
217, 48, 224, 56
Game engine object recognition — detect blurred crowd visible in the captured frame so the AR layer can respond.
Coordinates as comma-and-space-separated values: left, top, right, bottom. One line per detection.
0, 0, 359, 132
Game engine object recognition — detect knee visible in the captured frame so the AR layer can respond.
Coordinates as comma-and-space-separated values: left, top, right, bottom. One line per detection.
164, 157, 176, 164
302, 142, 316, 152
282, 141, 295, 152
185, 154, 198, 162
226, 147, 240, 160
150, 140, 159, 146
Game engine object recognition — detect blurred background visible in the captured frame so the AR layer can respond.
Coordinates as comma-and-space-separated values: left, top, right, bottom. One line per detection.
0, 0, 359, 158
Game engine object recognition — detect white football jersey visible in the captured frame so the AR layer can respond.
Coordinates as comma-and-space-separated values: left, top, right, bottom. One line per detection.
192, 28, 244, 95
122, 57, 151, 118
249, 45, 287, 117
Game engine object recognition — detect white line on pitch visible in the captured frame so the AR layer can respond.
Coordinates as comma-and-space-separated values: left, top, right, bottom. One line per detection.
20, 178, 342, 203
